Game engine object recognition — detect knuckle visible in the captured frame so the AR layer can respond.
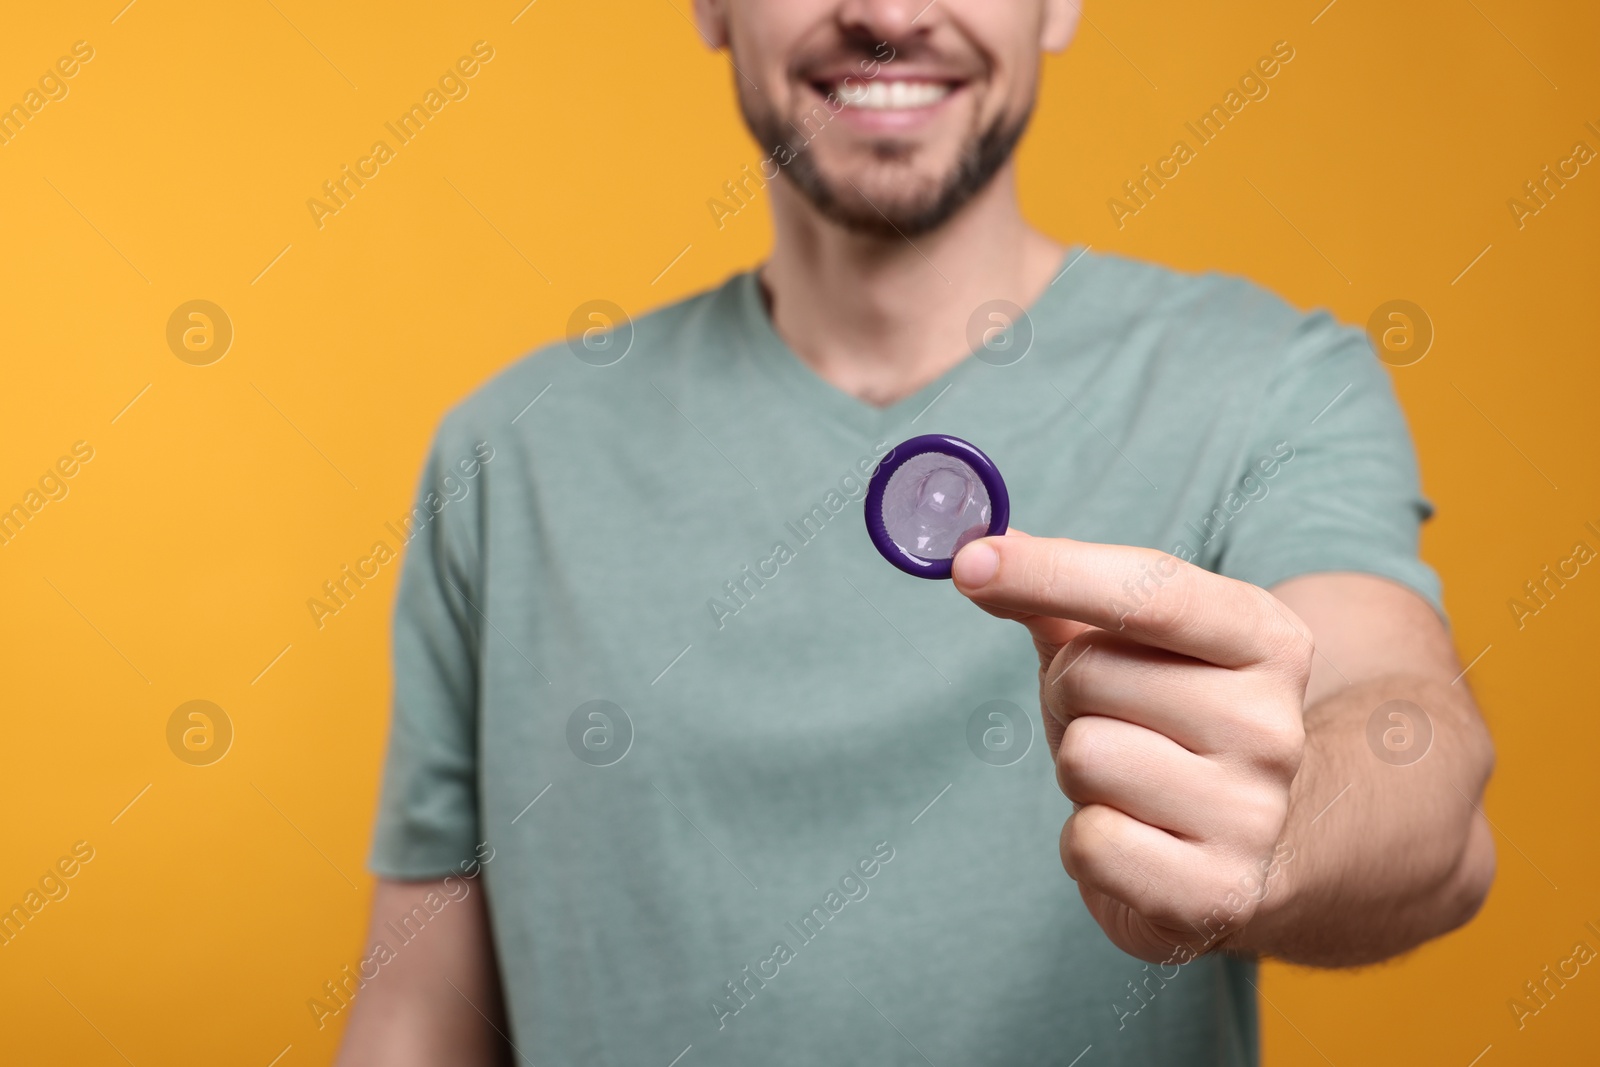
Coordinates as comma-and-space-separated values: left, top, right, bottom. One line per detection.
1257, 713, 1306, 775
1257, 597, 1316, 669
1060, 809, 1098, 872
1064, 802, 1114, 853
1256, 710, 1305, 758
1234, 787, 1291, 847
1056, 716, 1099, 784
1051, 635, 1100, 707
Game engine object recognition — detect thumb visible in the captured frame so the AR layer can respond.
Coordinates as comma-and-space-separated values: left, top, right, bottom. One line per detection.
953, 528, 1091, 669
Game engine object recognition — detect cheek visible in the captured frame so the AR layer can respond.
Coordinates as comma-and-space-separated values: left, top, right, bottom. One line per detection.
734, 15, 805, 92
965, 44, 1037, 133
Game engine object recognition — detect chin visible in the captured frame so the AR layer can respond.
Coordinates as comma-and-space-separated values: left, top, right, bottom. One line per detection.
760, 98, 1028, 239
808, 155, 959, 232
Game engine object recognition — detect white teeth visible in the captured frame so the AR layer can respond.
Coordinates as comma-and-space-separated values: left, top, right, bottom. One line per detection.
834, 79, 950, 110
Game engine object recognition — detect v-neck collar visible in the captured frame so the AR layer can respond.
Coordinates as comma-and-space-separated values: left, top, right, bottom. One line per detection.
731, 245, 1089, 440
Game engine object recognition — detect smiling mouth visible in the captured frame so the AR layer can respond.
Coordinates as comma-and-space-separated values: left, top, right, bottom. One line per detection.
817, 78, 958, 111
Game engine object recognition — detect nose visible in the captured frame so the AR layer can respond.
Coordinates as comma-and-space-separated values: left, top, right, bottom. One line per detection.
835, 0, 935, 41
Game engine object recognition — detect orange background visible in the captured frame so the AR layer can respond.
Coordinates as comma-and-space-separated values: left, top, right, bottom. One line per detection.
1, 1, 1595, 1063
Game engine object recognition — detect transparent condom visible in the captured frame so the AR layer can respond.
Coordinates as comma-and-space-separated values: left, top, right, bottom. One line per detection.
865, 435, 1009, 579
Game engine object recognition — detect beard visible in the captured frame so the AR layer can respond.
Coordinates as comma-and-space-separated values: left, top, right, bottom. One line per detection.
739, 94, 1032, 240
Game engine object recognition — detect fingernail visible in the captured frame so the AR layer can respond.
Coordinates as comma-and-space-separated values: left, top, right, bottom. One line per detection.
953, 541, 999, 588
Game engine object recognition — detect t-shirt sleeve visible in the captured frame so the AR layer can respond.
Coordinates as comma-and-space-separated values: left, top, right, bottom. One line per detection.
367, 428, 485, 879
1214, 310, 1446, 620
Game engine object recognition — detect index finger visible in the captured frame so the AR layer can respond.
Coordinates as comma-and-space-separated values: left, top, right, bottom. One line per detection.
951, 534, 1294, 668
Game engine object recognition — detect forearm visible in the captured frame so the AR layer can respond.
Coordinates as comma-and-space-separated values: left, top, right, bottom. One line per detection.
1228, 673, 1496, 966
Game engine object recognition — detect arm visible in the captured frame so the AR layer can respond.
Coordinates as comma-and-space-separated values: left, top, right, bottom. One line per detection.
950, 532, 1495, 968
336, 877, 513, 1067
1232, 571, 1495, 965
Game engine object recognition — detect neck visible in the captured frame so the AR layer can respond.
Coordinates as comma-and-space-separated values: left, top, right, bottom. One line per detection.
758, 162, 1065, 408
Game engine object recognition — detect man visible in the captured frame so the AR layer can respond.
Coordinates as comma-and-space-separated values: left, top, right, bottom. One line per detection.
338, 1, 1494, 1063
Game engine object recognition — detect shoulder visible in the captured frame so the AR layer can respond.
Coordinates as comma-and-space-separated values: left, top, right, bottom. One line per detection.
431, 272, 751, 448
1067, 249, 1376, 408
1080, 249, 1353, 356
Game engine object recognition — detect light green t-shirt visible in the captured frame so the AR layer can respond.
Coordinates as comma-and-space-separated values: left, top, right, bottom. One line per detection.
369, 247, 1440, 1066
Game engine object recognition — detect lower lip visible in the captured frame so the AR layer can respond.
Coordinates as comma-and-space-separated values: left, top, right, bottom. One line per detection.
812, 83, 964, 135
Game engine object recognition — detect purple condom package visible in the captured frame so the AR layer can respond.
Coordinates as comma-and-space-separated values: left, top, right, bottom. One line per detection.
864, 434, 1010, 579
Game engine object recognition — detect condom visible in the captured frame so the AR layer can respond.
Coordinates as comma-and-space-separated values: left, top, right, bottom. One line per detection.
864, 435, 1009, 579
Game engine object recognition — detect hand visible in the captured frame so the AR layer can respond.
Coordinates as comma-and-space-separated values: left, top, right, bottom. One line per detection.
951, 530, 1314, 963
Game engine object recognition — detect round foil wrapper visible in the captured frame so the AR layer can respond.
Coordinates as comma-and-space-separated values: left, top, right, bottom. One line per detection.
864, 435, 1010, 579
